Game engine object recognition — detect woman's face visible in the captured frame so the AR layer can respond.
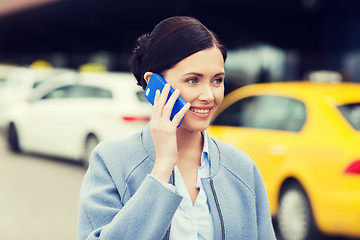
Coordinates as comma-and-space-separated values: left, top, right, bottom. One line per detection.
163, 46, 225, 132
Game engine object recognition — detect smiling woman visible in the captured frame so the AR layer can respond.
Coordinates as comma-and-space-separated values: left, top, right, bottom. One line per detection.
144, 46, 225, 133
78, 16, 276, 240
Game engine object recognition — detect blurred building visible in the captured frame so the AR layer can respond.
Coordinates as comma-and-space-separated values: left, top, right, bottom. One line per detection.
0, 0, 360, 85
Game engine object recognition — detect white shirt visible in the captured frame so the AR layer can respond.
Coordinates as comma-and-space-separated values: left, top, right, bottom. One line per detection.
169, 131, 214, 240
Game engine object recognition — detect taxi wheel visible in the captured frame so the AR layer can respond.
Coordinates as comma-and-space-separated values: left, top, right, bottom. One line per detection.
277, 181, 324, 240
82, 134, 99, 169
7, 123, 21, 153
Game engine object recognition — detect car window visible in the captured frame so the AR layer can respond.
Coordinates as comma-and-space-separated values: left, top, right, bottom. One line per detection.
92, 87, 112, 98
251, 96, 306, 131
212, 95, 306, 132
338, 103, 360, 130
41, 85, 112, 100
68, 85, 112, 98
284, 99, 307, 131
136, 91, 148, 102
212, 96, 259, 127
32, 81, 45, 89
41, 85, 72, 99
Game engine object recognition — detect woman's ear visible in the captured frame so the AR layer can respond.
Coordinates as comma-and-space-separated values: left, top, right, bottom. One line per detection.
143, 72, 153, 84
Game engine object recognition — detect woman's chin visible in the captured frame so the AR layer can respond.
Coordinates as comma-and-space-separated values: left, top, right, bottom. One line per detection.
178, 119, 211, 133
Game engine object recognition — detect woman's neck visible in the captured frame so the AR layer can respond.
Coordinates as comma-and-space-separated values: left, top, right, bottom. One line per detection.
175, 127, 203, 205
176, 127, 203, 166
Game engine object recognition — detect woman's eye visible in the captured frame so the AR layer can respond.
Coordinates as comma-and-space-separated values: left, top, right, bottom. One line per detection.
213, 78, 224, 85
186, 78, 198, 84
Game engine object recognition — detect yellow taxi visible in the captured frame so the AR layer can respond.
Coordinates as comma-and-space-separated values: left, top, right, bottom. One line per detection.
207, 81, 360, 240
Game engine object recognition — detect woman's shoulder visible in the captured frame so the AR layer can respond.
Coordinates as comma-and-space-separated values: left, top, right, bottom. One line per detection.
209, 137, 260, 190
95, 133, 143, 157
91, 131, 149, 174
210, 137, 255, 167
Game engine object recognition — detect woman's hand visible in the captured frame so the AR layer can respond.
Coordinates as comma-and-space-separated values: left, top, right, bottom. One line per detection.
150, 84, 190, 183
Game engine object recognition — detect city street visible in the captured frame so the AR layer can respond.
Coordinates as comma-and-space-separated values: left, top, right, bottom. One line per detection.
1, 132, 359, 240
0, 133, 86, 240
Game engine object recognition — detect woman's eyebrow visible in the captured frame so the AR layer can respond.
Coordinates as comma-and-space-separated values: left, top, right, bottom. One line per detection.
183, 72, 203, 77
183, 72, 225, 77
214, 72, 225, 77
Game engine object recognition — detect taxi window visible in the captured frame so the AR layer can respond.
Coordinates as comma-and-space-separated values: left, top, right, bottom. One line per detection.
92, 87, 112, 98
41, 85, 112, 99
136, 91, 148, 102
251, 96, 306, 131
68, 85, 112, 98
338, 103, 360, 130
212, 95, 306, 132
42, 85, 72, 99
212, 96, 258, 127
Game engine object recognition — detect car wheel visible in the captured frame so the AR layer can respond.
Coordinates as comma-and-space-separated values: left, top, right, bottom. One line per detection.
7, 123, 21, 153
277, 181, 324, 240
82, 135, 99, 168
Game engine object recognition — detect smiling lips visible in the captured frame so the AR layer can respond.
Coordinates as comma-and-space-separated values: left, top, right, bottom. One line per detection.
189, 106, 213, 119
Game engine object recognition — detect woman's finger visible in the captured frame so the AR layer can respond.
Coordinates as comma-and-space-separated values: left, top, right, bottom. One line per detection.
162, 89, 180, 119
156, 84, 170, 110
171, 102, 191, 127
151, 89, 161, 119
153, 84, 170, 118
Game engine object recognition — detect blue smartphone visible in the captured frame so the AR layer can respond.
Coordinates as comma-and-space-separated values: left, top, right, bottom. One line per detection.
144, 73, 187, 126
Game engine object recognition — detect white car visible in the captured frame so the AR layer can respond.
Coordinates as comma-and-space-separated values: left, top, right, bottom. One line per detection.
0, 66, 72, 128
3, 71, 152, 167
0, 64, 17, 87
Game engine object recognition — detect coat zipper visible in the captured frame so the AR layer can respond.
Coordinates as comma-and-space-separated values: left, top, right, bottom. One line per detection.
167, 170, 175, 240
210, 178, 225, 240
167, 175, 225, 239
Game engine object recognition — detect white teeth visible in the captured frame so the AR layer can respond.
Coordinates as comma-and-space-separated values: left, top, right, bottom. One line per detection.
192, 108, 210, 114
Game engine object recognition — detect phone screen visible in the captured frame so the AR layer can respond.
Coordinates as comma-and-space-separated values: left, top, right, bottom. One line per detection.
144, 73, 187, 126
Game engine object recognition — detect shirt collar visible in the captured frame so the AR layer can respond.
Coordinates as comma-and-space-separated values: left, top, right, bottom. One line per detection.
200, 130, 210, 168
141, 123, 220, 178
202, 130, 209, 154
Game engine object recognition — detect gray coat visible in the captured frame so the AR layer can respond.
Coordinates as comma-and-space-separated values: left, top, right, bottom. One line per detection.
78, 125, 276, 240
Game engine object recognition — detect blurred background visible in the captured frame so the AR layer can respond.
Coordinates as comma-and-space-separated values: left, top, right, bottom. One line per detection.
1, 0, 360, 86
0, 0, 360, 239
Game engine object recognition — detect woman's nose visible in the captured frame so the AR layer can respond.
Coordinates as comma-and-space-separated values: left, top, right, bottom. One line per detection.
198, 85, 215, 102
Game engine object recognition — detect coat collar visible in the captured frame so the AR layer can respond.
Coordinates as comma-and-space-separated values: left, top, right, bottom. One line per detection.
140, 124, 220, 178
140, 123, 156, 162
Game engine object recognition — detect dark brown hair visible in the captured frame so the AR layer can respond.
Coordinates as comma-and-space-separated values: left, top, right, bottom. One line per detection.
128, 16, 227, 90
